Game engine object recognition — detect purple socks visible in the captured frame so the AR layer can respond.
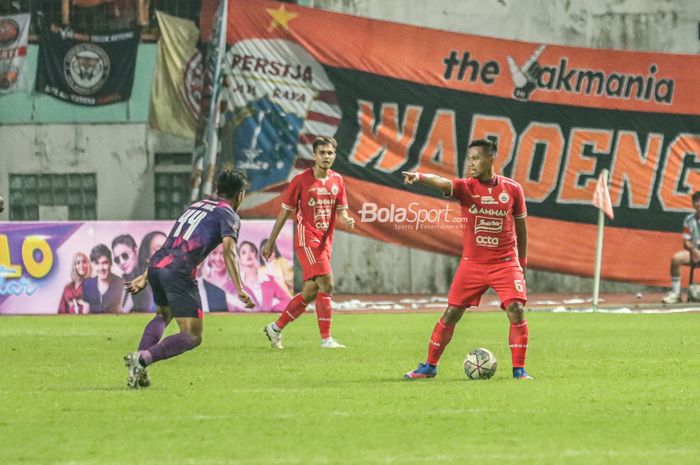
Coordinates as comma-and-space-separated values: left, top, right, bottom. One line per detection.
140, 332, 198, 366
137, 314, 167, 351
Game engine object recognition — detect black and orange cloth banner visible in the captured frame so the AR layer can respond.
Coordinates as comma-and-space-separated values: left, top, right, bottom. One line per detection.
201, 0, 700, 287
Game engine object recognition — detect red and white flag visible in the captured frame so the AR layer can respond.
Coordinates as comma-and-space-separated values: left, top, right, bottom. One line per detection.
593, 169, 614, 220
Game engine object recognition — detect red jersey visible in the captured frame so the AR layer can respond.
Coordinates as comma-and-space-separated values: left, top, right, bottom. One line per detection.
281, 168, 348, 248
451, 175, 526, 263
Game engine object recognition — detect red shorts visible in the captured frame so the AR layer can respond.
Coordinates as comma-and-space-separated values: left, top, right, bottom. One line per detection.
297, 244, 332, 281
447, 259, 527, 309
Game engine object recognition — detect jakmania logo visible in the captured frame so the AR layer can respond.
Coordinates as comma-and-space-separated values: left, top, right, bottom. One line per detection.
506, 45, 675, 104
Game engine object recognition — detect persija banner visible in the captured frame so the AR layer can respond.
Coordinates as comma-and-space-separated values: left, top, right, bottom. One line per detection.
35, 20, 140, 106
0, 220, 293, 315
0, 13, 30, 93
201, 0, 700, 286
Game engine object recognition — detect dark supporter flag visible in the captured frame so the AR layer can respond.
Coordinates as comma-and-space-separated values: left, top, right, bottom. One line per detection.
35, 20, 139, 106
202, 0, 700, 287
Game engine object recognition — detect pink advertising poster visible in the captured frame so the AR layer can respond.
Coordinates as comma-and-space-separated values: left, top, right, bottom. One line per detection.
0, 220, 293, 315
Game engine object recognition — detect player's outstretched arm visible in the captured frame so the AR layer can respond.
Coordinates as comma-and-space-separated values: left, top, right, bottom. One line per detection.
514, 216, 528, 268
402, 171, 453, 197
262, 208, 292, 261
223, 236, 254, 308
125, 270, 148, 294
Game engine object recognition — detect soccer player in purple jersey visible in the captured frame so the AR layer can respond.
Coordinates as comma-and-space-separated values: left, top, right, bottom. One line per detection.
122, 169, 254, 389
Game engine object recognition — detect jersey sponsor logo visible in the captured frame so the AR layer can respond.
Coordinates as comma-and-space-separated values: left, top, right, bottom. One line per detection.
358, 202, 455, 230
499, 192, 510, 203
481, 195, 498, 205
474, 216, 503, 233
468, 205, 508, 217
476, 235, 499, 247
309, 198, 336, 207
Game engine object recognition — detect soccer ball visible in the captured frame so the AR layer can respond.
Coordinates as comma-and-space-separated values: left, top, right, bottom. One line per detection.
464, 348, 497, 380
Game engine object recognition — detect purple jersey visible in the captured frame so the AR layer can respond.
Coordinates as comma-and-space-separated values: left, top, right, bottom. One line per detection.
150, 198, 241, 276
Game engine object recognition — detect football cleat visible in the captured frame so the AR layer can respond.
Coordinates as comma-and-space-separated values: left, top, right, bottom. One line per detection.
320, 337, 346, 349
513, 367, 534, 380
263, 324, 284, 349
404, 362, 438, 379
124, 352, 144, 389
137, 368, 151, 388
661, 291, 681, 304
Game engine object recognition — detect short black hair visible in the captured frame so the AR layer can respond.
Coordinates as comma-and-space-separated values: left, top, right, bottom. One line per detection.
111, 234, 136, 251
216, 168, 248, 198
692, 191, 700, 203
90, 244, 112, 264
468, 139, 497, 156
312, 136, 337, 152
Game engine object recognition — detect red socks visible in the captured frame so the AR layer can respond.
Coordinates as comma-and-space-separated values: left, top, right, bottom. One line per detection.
509, 320, 529, 368
273, 292, 334, 339
426, 318, 456, 366
275, 294, 308, 330
423, 317, 528, 368
316, 292, 333, 339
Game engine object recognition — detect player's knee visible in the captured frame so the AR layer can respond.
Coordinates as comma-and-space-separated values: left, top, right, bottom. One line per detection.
188, 333, 203, 348
506, 302, 525, 321
302, 288, 317, 302
443, 307, 464, 325
157, 307, 173, 323
319, 281, 334, 294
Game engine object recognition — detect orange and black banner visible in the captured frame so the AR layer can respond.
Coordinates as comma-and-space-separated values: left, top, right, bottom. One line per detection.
201, 0, 700, 287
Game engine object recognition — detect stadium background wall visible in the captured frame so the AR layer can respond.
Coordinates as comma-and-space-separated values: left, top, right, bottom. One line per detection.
1, 0, 699, 294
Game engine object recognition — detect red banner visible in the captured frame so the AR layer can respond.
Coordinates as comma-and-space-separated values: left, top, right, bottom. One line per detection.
200, 0, 700, 287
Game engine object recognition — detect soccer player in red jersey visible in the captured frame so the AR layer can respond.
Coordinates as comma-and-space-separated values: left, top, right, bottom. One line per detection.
262, 136, 355, 349
122, 169, 254, 389
402, 139, 533, 380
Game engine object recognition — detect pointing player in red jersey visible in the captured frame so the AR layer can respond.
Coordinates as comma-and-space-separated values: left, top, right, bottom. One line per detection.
402, 139, 533, 380
262, 136, 355, 349
122, 169, 254, 389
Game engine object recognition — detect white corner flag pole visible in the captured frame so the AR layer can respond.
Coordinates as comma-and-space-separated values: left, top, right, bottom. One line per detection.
592, 206, 605, 312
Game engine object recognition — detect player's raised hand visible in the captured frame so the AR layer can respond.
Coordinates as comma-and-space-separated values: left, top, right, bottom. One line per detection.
238, 289, 255, 309
402, 171, 420, 185
125, 272, 147, 294
261, 241, 274, 261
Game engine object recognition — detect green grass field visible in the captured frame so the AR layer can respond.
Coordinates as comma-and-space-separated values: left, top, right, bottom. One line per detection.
1, 311, 699, 465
